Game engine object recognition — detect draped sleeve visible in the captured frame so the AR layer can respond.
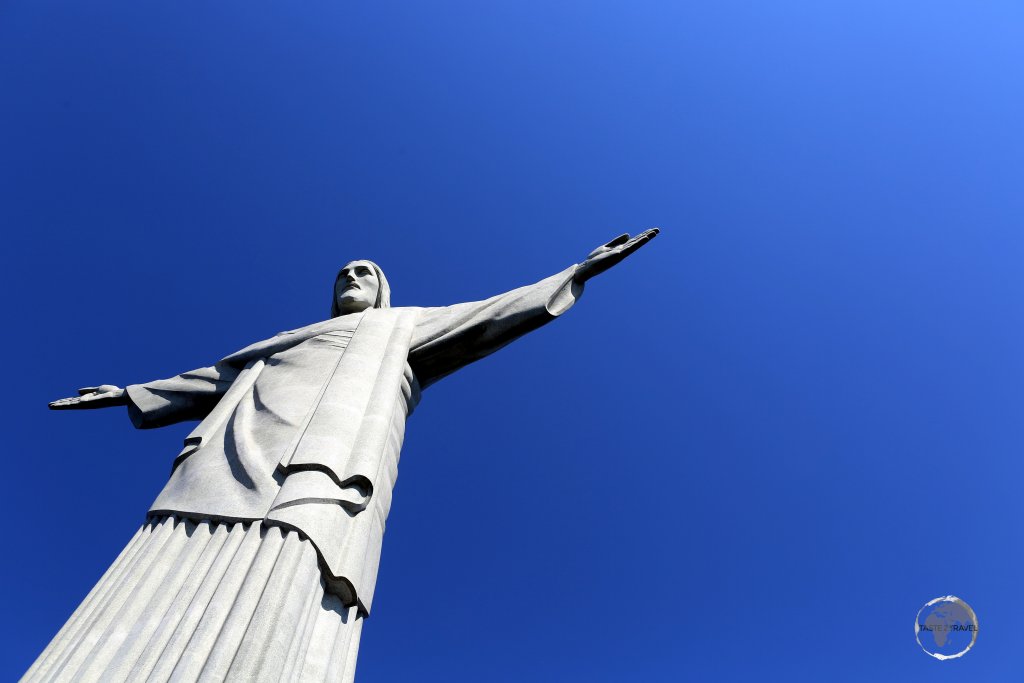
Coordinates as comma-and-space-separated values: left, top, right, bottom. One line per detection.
125, 363, 241, 429
409, 264, 583, 389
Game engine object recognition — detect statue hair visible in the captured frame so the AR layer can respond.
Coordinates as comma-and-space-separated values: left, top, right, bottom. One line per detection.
330, 260, 391, 317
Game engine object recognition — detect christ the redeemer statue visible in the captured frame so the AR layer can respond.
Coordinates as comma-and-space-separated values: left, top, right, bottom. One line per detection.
25, 229, 658, 683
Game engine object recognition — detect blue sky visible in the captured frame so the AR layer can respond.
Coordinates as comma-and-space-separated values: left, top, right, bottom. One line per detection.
2, 1, 1022, 680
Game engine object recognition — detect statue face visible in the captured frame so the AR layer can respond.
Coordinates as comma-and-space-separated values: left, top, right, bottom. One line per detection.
335, 260, 380, 314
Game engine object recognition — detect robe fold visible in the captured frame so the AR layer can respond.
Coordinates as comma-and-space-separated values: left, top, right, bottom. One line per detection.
124, 265, 581, 615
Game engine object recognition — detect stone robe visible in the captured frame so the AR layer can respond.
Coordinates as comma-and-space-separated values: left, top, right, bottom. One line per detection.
124, 266, 582, 615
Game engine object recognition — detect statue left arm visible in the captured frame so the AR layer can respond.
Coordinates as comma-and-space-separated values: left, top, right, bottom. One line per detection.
409, 229, 658, 389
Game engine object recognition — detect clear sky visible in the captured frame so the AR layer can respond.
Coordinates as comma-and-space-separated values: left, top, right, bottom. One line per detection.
2, 1, 1022, 680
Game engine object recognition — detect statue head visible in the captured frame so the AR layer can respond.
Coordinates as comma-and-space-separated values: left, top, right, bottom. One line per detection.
331, 259, 391, 317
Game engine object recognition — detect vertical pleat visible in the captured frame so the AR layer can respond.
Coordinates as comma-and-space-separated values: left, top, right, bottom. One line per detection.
223, 533, 316, 681
277, 565, 324, 683
98, 520, 216, 679
21, 516, 367, 683
298, 597, 341, 682
165, 522, 265, 683
339, 621, 363, 683
193, 524, 286, 682
141, 521, 247, 683
53, 517, 180, 679
23, 521, 151, 682
128, 522, 231, 681
72, 518, 204, 682
299, 593, 363, 683
324, 602, 363, 683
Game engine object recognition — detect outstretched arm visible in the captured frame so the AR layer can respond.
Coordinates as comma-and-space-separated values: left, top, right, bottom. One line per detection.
409, 229, 658, 388
49, 363, 240, 429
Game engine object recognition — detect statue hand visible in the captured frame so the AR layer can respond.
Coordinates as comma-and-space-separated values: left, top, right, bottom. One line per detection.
49, 385, 127, 410
574, 228, 659, 283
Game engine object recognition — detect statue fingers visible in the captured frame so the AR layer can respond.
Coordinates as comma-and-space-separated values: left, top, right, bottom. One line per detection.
49, 396, 84, 409
631, 227, 659, 244
78, 387, 99, 396
604, 233, 630, 248
619, 228, 659, 255
586, 233, 632, 260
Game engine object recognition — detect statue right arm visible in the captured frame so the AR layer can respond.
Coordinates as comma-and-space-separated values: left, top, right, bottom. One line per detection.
123, 363, 241, 429
50, 363, 241, 429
